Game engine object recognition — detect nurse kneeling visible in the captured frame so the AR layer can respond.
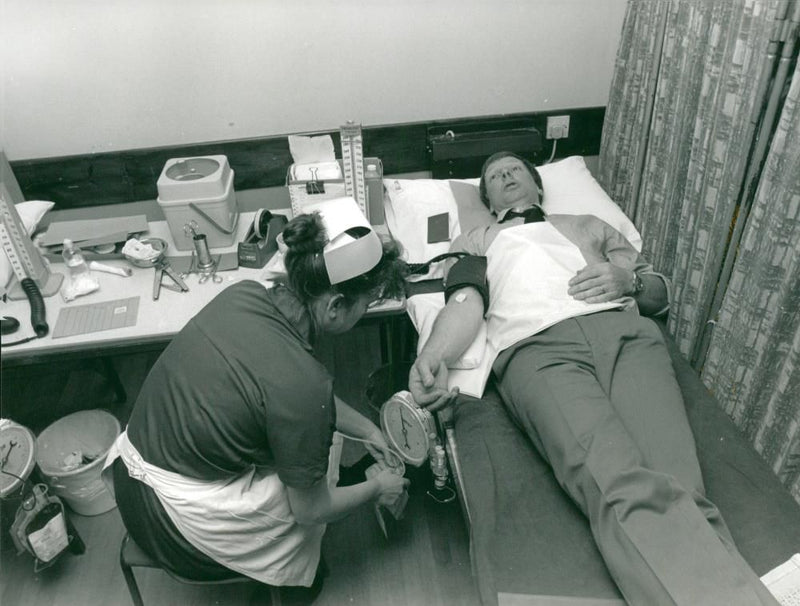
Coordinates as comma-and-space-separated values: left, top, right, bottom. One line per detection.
104, 201, 409, 605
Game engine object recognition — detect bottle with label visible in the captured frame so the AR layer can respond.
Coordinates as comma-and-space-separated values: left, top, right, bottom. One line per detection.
61, 238, 90, 279
430, 444, 448, 489
365, 160, 385, 225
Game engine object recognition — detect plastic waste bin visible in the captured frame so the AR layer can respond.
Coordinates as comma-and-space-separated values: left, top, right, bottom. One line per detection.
35, 410, 120, 516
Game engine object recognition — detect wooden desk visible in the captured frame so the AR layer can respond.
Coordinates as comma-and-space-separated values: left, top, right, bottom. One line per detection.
1, 210, 408, 369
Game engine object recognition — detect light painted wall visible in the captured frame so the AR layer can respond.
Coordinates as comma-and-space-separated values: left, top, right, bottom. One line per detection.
1, 0, 627, 161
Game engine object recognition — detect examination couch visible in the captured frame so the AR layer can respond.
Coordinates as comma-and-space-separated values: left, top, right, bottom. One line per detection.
384, 156, 800, 604
449, 322, 800, 604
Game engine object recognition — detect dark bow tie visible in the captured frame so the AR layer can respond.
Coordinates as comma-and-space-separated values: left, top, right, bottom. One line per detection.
499, 206, 545, 224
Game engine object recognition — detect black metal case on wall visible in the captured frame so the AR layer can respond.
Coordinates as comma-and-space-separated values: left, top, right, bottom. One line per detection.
427, 119, 543, 179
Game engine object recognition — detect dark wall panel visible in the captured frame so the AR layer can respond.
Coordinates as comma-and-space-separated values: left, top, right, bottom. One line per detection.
10, 108, 604, 210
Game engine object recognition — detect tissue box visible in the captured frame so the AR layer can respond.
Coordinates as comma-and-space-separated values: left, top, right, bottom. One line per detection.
287, 157, 383, 224
157, 155, 239, 251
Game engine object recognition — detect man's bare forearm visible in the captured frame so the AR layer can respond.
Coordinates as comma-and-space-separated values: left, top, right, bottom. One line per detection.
421, 287, 485, 365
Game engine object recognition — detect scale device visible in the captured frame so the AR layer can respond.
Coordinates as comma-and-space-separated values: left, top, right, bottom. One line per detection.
379, 390, 438, 468
0, 420, 37, 498
0, 420, 86, 572
364, 390, 444, 531
340, 120, 368, 218
0, 190, 63, 301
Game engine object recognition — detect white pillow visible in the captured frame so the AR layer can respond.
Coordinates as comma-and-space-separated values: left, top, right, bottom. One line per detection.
452, 156, 642, 251
1, 200, 55, 291
383, 156, 641, 265
383, 179, 459, 280
540, 156, 641, 250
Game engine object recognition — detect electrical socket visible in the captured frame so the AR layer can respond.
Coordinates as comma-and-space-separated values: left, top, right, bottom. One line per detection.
546, 115, 570, 140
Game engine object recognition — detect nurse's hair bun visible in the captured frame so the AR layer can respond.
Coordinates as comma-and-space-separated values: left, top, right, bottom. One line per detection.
281, 210, 406, 306
281, 212, 327, 255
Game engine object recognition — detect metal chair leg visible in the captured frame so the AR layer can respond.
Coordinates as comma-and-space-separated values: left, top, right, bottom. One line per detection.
119, 532, 282, 605
119, 535, 145, 606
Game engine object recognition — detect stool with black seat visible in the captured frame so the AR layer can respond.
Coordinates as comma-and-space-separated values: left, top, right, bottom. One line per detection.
119, 532, 281, 606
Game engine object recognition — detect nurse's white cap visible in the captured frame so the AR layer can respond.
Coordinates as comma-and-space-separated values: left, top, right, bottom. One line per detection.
282, 197, 383, 285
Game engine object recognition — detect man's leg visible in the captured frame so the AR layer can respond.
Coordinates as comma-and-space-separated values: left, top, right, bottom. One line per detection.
585, 312, 777, 604
497, 314, 777, 605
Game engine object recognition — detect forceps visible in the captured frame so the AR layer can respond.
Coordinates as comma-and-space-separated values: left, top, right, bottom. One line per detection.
153, 258, 189, 300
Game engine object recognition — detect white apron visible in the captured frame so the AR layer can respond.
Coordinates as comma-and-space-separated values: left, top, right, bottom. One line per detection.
103, 430, 342, 587
444, 223, 626, 397
484, 222, 625, 354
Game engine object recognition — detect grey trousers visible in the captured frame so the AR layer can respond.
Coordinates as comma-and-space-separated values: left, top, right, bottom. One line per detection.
496, 311, 778, 606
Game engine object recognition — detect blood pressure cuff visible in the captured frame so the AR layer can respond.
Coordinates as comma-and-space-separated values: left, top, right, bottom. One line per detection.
443, 255, 489, 313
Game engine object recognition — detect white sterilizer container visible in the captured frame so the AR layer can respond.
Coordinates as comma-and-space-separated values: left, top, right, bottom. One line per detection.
156, 155, 239, 251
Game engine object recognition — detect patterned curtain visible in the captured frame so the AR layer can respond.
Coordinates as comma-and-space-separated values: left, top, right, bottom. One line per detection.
702, 63, 800, 504
599, 0, 781, 359
599, 1, 669, 218
599, 0, 800, 503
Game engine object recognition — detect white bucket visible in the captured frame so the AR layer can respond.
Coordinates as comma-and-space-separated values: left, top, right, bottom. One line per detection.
158, 170, 238, 251
35, 410, 120, 516
157, 155, 239, 251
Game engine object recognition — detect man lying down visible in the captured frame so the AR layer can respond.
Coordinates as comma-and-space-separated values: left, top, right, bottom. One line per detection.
408, 151, 779, 606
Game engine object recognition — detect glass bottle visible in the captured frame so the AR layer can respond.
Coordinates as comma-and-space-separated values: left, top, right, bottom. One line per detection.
61, 238, 89, 278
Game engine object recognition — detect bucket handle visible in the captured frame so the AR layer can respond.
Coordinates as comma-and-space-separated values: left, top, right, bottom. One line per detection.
188, 202, 239, 235
47, 479, 107, 499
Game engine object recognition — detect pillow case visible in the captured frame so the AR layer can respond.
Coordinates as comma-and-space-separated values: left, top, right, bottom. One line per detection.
383, 156, 641, 270
451, 156, 642, 251
383, 179, 459, 280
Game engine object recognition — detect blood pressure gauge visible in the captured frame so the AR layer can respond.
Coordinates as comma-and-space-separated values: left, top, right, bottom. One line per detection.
0, 421, 37, 498
379, 391, 437, 468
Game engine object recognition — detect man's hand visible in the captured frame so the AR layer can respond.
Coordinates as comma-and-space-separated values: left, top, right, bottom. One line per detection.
409, 352, 459, 412
568, 262, 633, 303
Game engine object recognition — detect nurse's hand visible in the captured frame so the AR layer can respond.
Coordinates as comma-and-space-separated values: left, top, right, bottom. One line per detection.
375, 469, 410, 507
409, 353, 459, 412
365, 426, 393, 466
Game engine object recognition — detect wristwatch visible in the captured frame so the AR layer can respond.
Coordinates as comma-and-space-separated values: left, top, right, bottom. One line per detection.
630, 271, 645, 297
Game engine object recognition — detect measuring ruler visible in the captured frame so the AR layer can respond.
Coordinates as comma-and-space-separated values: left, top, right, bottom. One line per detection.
0, 192, 62, 299
340, 120, 367, 216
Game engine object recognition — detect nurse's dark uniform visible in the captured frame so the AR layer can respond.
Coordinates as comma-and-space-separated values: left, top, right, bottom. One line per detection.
105, 281, 336, 587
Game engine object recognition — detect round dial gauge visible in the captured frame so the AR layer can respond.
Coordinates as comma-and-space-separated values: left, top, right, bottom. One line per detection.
380, 391, 436, 467
0, 421, 36, 497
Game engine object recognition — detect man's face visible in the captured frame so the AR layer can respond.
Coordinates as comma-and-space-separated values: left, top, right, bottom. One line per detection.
483, 156, 540, 213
